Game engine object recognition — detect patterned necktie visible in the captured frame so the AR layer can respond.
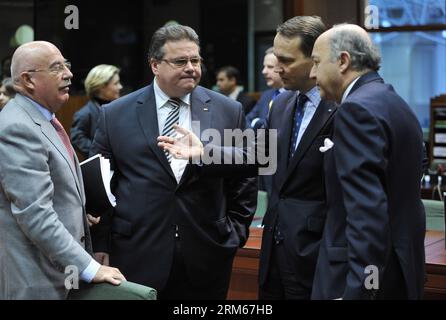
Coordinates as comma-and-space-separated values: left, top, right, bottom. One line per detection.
50, 117, 75, 165
162, 98, 182, 163
289, 94, 308, 160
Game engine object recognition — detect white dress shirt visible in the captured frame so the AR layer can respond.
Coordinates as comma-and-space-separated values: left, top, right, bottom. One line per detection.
341, 76, 360, 103
154, 79, 191, 183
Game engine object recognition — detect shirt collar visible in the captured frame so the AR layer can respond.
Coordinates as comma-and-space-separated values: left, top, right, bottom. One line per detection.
22, 94, 54, 121
153, 78, 191, 110
298, 86, 321, 109
228, 86, 243, 100
341, 76, 360, 103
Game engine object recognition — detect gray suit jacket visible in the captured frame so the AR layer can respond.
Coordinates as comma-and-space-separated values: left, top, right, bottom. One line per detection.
0, 94, 93, 299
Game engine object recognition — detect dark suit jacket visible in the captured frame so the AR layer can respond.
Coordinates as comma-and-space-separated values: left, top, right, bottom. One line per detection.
71, 100, 101, 158
259, 90, 337, 293
89, 84, 257, 292
312, 72, 425, 300
236, 91, 256, 115
246, 88, 276, 125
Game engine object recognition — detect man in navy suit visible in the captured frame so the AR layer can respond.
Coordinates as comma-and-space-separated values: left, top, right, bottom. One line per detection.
246, 47, 285, 128
90, 24, 257, 299
310, 24, 425, 299
258, 16, 337, 300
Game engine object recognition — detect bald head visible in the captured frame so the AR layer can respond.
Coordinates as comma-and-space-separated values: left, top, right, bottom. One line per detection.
322, 23, 381, 72
11, 41, 61, 84
10, 41, 73, 112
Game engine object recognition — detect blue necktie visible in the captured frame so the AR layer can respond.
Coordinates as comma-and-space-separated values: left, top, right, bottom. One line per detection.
289, 94, 308, 160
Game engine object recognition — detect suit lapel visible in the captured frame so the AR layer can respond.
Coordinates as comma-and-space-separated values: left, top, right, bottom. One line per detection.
14, 94, 83, 200
274, 93, 298, 191
135, 85, 176, 180
280, 100, 336, 190
177, 87, 212, 188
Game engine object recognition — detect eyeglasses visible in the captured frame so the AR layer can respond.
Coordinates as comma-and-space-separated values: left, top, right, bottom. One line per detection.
27, 61, 72, 75
161, 57, 203, 68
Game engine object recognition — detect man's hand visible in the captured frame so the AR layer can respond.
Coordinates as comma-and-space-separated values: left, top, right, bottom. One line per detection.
157, 124, 203, 161
93, 265, 126, 286
94, 252, 109, 265
86, 214, 101, 227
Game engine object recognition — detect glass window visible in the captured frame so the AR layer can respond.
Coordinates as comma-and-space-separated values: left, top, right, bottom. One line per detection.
370, 31, 446, 133
367, 0, 445, 27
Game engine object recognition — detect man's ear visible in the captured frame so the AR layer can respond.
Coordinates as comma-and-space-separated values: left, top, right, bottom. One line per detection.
20, 72, 35, 91
150, 58, 159, 76
338, 51, 351, 73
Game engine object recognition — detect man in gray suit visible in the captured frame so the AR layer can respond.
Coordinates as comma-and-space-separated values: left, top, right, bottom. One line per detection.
0, 41, 125, 299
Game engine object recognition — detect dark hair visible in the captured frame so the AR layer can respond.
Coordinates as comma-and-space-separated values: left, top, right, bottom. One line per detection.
216, 66, 240, 84
1, 77, 15, 97
148, 24, 200, 60
276, 16, 326, 57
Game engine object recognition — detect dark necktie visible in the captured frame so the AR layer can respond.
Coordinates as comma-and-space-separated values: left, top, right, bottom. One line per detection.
161, 98, 181, 163
50, 117, 75, 165
289, 93, 308, 160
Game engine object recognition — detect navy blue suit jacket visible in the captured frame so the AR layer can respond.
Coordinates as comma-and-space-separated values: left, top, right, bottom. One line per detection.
312, 72, 425, 299
246, 88, 276, 125
89, 84, 257, 292
259, 90, 337, 293
71, 100, 101, 158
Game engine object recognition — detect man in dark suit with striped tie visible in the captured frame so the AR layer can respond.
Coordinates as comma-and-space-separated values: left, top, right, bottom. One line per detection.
90, 24, 257, 300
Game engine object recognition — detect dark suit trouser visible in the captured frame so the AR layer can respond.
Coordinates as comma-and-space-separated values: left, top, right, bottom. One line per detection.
259, 241, 311, 300
158, 238, 230, 300
376, 251, 408, 300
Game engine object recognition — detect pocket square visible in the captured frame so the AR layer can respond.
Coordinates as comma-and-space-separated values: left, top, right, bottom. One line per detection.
319, 138, 334, 153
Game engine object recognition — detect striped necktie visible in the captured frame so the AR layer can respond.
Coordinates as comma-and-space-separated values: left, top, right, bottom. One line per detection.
162, 98, 182, 163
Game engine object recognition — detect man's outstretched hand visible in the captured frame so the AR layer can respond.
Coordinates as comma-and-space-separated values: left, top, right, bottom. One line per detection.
157, 124, 203, 161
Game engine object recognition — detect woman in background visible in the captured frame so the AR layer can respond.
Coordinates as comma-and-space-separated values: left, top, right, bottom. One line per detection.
0, 78, 16, 111
71, 64, 122, 159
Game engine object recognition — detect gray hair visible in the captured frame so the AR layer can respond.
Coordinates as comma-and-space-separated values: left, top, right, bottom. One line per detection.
148, 24, 200, 60
329, 24, 381, 71
265, 47, 274, 55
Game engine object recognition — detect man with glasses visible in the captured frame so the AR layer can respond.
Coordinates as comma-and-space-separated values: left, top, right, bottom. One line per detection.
90, 24, 257, 299
0, 41, 125, 299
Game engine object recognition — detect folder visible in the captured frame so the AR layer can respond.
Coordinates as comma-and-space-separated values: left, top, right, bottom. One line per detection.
80, 154, 116, 216
68, 281, 157, 300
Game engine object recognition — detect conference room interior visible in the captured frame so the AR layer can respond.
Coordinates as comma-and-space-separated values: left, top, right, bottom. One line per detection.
0, 0, 445, 300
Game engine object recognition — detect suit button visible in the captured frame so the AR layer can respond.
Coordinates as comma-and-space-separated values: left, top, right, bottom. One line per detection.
80, 236, 85, 243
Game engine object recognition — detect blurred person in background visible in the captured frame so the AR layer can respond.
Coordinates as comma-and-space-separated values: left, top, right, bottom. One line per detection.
0, 78, 16, 111
71, 64, 122, 159
216, 65, 256, 115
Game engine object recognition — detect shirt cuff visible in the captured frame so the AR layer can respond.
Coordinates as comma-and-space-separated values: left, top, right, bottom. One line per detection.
79, 258, 101, 283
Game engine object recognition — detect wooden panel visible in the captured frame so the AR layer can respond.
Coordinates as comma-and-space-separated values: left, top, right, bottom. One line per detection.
227, 228, 446, 300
